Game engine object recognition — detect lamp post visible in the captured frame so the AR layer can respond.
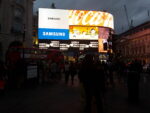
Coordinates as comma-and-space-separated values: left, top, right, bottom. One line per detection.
22, 24, 26, 59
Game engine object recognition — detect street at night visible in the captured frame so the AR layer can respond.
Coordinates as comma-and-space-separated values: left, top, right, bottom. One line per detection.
1, 0, 150, 113
0, 73, 150, 113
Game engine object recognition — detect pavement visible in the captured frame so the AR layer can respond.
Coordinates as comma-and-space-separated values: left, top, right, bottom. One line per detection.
0, 73, 150, 113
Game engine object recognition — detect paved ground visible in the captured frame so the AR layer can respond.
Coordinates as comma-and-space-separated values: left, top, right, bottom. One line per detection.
0, 75, 81, 113
0, 73, 150, 113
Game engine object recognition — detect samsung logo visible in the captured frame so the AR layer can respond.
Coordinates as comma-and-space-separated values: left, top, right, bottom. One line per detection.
43, 32, 65, 36
48, 17, 60, 20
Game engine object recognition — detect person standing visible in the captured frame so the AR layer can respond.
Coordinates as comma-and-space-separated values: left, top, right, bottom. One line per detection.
127, 60, 142, 104
69, 62, 77, 85
50, 61, 57, 80
0, 61, 7, 95
78, 54, 105, 113
64, 61, 70, 84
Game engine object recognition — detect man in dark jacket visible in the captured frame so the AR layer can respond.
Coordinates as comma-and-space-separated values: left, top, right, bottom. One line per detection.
78, 54, 105, 113
127, 60, 142, 104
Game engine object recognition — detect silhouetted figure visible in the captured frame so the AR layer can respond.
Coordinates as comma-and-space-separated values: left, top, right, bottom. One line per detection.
50, 61, 57, 80
64, 61, 70, 84
79, 54, 104, 113
106, 61, 115, 87
69, 62, 77, 85
147, 64, 150, 75
51, 3, 56, 9
0, 61, 7, 95
127, 60, 142, 104
15, 59, 27, 88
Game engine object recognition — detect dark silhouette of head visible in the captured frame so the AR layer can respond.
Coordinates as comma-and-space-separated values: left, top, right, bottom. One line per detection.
83, 54, 94, 65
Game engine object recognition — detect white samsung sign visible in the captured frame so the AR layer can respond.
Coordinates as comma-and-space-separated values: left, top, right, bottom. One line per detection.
39, 8, 69, 29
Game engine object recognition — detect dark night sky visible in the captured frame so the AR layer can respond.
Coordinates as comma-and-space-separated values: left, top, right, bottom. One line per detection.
34, 0, 150, 34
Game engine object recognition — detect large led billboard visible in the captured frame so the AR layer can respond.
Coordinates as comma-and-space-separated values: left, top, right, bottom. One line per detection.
38, 8, 114, 40
69, 26, 98, 40
38, 8, 69, 40
69, 10, 114, 28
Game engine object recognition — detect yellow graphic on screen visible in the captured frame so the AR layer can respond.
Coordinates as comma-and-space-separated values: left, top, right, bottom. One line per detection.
69, 26, 98, 40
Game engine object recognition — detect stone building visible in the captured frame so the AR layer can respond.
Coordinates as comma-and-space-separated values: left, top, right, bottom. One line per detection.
114, 21, 150, 64
32, 14, 38, 46
0, 0, 35, 61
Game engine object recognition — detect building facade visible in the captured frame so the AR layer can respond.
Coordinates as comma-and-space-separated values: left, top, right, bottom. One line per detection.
114, 21, 150, 64
0, 0, 35, 61
32, 14, 38, 46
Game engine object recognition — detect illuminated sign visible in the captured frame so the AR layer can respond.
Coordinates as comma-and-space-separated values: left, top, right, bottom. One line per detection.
98, 27, 110, 52
38, 8, 114, 40
39, 8, 69, 29
98, 27, 109, 39
69, 26, 98, 40
69, 10, 114, 29
39, 40, 98, 51
38, 8, 69, 40
38, 28, 69, 40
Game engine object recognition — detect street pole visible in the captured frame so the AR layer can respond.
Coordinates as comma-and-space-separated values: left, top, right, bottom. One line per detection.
22, 24, 25, 59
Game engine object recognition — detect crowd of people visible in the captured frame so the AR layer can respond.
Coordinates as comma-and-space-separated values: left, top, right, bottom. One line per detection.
77, 54, 144, 113
0, 53, 150, 113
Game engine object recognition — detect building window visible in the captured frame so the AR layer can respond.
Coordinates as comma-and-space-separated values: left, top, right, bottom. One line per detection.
16, 0, 24, 5
136, 47, 139, 55
139, 48, 141, 54
135, 49, 137, 55
14, 8, 23, 17
14, 8, 24, 22
11, 21, 23, 34
0, 42, 2, 60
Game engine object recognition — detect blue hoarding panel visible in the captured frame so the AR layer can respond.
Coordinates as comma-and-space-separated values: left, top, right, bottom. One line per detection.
38, 28, 69, 40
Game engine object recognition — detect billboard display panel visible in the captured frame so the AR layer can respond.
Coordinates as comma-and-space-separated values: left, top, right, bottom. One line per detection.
38, 8, 114, 40
38, 8, 69, 40
98, 27, 109, 39
98, 27, 109, 52
69, 26, 98, 40
69, 10, 114, 29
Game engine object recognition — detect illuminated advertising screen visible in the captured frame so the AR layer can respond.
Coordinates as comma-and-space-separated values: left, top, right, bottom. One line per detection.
69, 10, 114, 29
38, 8, 69, 40
98, 27, 110, 52
38, 8, 114, 40
69, 26, 98, 40
98, 27, 109, 39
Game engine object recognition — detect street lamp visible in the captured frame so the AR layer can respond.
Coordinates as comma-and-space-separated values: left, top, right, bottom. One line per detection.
22, 24, 26, 59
